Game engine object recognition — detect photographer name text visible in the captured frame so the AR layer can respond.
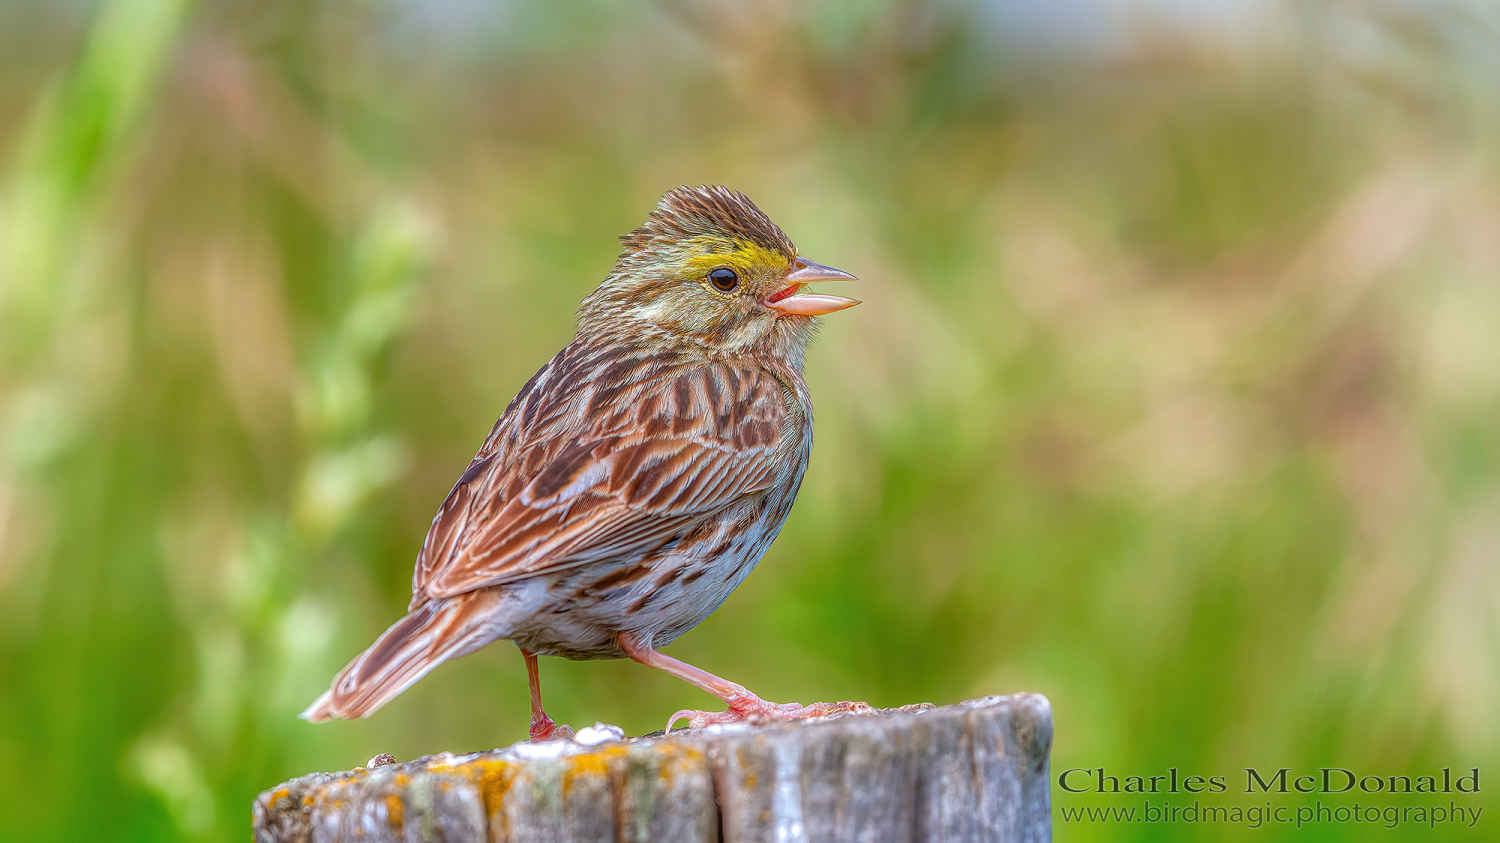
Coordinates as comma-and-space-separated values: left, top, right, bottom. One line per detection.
1058, 767, 1481, 795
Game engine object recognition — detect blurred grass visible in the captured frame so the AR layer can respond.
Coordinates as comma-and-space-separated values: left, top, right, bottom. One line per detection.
1, 1, 1498, 841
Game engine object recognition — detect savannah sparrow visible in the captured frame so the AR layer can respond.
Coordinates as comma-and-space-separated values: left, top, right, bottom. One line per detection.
303, 185, 864, 738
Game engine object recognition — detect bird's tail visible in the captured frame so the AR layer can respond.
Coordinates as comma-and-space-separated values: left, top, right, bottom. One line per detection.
301, 591, 501, 722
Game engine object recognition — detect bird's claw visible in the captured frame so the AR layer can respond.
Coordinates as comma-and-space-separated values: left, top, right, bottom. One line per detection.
529, 715, 575, 743
666, 697, 873, 733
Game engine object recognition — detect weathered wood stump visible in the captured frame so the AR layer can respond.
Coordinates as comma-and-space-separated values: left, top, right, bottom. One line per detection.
254, 693, 1052, 842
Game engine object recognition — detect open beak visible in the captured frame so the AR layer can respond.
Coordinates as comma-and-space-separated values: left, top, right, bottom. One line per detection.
765, 258, 861, 316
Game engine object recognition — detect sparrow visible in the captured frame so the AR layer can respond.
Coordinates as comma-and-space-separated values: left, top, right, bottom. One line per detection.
303, 185, 865, 738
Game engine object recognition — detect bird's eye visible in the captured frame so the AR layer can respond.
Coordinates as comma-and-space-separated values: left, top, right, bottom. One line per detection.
707, 267, 739, 293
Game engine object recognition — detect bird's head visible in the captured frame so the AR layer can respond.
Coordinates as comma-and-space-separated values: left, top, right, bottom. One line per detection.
579, 186, 859, 360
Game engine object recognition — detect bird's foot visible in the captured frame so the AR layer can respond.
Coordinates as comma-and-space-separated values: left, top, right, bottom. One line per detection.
529, 714, 575, 743
666, 694, 872, 733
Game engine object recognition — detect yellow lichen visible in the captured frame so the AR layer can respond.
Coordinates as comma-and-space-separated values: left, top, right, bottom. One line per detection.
384, 794, 405, 830
738, 746, 757, 790
463, 758, 516, 817
659, 745, 707, 788
560, 746, 629, 797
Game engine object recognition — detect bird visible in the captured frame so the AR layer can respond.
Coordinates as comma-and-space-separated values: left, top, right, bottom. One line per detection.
302, 185, 866, 739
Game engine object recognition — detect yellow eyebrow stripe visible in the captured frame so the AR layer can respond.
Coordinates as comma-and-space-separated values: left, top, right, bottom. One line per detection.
680, 237, 789, 276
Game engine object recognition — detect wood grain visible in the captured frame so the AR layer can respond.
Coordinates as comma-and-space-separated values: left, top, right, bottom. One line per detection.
254, 693, 1052, 843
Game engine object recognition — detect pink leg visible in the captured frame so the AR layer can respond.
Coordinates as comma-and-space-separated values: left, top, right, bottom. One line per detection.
617, 633, 871, 732
520, 646, 573, 742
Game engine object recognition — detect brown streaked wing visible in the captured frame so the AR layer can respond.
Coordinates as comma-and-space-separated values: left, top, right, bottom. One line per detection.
406, 344, 574, 607
410, 351, 788, 605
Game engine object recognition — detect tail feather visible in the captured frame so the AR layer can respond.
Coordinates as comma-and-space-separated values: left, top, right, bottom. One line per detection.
301, 592, 498, 722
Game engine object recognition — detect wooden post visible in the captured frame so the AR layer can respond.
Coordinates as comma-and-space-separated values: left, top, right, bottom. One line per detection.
253, 693, 1052, 842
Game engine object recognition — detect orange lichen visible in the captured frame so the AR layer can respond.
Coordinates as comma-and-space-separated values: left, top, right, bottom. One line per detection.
560, 747, 629, 797
384, 794, 405, 830
734, 746, 757, 789
462, 758, 517, 817
659, 745, 707, 788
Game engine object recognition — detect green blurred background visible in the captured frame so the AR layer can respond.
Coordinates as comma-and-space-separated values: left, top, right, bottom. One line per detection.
1, 1, 1497, 840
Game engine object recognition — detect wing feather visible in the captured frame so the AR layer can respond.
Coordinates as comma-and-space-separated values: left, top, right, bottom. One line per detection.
409, 342, 788, 607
